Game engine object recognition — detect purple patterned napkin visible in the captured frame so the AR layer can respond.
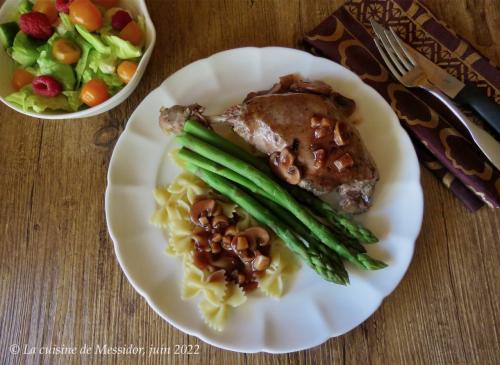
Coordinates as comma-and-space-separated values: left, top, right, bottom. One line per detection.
303, 0, 500, 210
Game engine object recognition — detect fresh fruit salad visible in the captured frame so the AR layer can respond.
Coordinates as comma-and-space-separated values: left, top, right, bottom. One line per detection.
0, 0, 145, 113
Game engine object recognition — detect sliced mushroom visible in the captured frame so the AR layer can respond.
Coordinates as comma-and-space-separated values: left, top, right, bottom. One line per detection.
211, 233, 223, 243
314, 126, 330, 139
252, 254, 271, 271
212, 215, 230, 231
333, 121, 349, 146
190, 199, 216, 226
192, 226, 205, 235
206, 269, 226, 283
242, 227, 270, 247
193, 234, 211, 251
237, 273, 247, 284
212, 204, 223, 216
222, 235, 232, 250
269, 151, 281, 168
285, 165, 301, 185
333, 153, 354, 172
313, 149, 327, 169
210, 241, 222, 254
236, 236, 249, 251
198, 216, 210, 227
269, 149, 301, 185
238, 249, 256, 263
310, 115, 322, 128
320, 117, 333, 127
279, 147, 295, 166
230, 234, 250, 252
211, 255, 238, 271
224, 225, 239, 237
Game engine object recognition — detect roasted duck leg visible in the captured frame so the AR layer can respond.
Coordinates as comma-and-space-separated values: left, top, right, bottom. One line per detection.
160, 74, 379, 213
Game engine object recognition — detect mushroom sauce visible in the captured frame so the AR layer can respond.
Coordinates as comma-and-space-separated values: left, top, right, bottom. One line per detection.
189, 196, 272, 292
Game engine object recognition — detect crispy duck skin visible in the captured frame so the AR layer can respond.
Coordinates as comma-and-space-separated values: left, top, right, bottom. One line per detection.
159, 74, 379, 213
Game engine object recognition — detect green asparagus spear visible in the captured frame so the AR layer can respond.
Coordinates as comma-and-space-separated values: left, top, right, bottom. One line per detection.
177, 147, 350, 281
184, 162, 348, 284
178, 147, 366, 255
176, 132, 386, 270
183, 119, 378, 243
253, 194, 349, 284
177, 147, 274, 201
184, 120, 270, 171
288, 186, 379, 244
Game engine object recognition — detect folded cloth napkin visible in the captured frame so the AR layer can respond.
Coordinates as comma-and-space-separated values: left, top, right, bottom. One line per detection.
303, 0, 500, 210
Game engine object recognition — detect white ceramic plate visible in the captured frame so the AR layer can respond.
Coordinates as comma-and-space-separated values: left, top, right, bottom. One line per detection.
0, 0, 156, 119
105, 47, 423, 353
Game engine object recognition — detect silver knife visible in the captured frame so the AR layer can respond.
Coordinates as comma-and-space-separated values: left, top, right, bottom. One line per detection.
371, 20, 500, 171
404, 43, 500, 136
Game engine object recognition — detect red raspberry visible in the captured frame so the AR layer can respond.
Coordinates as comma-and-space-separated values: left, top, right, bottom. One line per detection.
19, 12, 54, 40
32, 75, 62, 97
55, 0, 74, 13
111, 10, 132, 31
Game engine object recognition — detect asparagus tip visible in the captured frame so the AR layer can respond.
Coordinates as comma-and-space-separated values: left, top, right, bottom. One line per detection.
357, 254, 387, 270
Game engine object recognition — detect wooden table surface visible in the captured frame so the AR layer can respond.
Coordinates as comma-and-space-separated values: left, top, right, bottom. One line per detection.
1, 0, 499, 364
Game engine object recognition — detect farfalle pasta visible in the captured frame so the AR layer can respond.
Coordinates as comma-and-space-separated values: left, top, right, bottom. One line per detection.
167, 172, 208, 204
235, 207, 256, 230
258, 240, 300, 298
182, 253, 227, 305
199, 283, 247, 331
151, 171, 299, 330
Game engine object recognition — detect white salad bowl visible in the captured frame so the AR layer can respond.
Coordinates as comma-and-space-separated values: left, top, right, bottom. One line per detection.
0, 0, 156, 119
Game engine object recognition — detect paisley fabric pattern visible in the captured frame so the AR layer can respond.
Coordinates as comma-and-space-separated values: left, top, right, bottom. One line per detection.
303, 0, 500, 210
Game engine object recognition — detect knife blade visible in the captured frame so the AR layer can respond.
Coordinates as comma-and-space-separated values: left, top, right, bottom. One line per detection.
404, 41, 500, 135
371, 20, 500, 171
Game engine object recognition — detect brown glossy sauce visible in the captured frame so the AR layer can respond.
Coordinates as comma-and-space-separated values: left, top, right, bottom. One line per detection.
190, 198, 272, 293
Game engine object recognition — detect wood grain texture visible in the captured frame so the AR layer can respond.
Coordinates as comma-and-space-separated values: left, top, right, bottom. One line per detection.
0, 0, 499, 364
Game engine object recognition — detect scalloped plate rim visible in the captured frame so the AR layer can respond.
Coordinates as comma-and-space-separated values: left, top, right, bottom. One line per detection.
105, 46, 424, 354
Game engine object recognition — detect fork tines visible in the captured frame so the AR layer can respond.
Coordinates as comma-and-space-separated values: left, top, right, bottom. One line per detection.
370, 20, 417, 82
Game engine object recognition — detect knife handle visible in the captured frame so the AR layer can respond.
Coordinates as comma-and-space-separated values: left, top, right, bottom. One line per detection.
455, 84, 500, 135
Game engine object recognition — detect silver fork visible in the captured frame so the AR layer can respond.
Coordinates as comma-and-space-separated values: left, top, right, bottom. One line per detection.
370, 20, 500, 171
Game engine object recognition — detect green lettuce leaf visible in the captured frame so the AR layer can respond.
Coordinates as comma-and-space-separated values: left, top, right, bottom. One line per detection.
63, 33, 93, 87
46, 33, 60, 46
6, 87, 80, 112
37, 48, 76, 91
62, 91, 83, 111
86, 49, 118, 74
74, 39, 92, 87
82, 68, 123, 95
16, 0, 32, 18
5, 86, 32, 108
75, 24, 110, 54
98, 25, 113, 36
26, 94, 74, 113
11, 32, 42, 66
97, 72, 123, 92
102, 34, 142, 59
57, 13, 75, 35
